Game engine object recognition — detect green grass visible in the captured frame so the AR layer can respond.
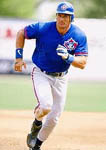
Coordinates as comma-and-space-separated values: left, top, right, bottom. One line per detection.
66, 82, 106, 112
0, 75, 106, 112
0, 75, 35, 110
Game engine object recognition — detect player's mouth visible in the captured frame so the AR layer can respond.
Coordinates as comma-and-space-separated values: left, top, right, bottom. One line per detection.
59, 21, 65, 26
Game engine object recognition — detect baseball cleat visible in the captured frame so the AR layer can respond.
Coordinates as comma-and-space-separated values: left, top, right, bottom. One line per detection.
27, 121, 42, 148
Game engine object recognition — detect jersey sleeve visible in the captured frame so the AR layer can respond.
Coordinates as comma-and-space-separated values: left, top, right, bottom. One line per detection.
24, 22, 39, 39
74, 34, 88, 56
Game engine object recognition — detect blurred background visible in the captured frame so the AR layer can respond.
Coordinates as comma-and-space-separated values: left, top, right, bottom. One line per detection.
0, 0, 106, 111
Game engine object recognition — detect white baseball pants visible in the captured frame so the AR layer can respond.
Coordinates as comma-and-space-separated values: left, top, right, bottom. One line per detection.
31, 65, 69, 141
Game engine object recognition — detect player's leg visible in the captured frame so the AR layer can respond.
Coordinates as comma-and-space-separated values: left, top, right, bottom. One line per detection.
27, 67, 53, 149
34, 74, 68, 149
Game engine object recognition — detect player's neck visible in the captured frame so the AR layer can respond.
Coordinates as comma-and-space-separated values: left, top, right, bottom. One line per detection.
56, 24, 71, 35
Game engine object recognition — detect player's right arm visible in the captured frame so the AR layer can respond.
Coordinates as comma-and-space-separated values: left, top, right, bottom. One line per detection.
14, 29, 26, 72
14, 23, 39, 72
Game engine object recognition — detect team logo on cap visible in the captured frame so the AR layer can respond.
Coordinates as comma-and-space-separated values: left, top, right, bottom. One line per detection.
61, 4, 68, 10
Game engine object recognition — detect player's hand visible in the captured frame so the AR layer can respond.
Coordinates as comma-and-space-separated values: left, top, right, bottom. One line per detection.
14, 58, 26, 72
56, 44, 69, 59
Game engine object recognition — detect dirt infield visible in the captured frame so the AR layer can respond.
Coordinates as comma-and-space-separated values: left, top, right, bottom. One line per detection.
0, 110, 106, 150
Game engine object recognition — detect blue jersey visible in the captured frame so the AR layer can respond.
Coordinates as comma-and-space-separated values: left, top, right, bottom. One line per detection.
24, 21, 88, 72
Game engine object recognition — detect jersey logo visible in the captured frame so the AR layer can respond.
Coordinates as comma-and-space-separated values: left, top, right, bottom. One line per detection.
64, 38, 78, 51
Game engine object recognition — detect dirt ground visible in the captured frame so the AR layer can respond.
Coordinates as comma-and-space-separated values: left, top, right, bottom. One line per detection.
0, 110, 106, 150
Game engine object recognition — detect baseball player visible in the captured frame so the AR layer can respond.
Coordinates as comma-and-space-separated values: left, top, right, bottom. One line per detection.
14, 2, 88, 150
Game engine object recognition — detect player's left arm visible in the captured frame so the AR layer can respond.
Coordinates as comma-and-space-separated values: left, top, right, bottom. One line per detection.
71, 55, 88, 69
57, 46, 87, 69
56, 35, 88, 69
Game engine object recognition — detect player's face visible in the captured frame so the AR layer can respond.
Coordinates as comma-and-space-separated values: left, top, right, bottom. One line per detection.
56, 13, 71, 34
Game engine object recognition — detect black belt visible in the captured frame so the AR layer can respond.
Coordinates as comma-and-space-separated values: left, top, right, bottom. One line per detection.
40, 69, 68, 77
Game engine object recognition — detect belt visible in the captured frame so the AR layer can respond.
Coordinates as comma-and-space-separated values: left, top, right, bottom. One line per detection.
40, 69, 68, 77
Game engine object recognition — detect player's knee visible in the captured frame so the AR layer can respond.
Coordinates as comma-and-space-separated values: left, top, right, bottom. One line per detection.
42, 107, 51, 116
41, 103, 52, 116
35, 105, 52, 119
49, 116, 59, 126
36, 108, 51, 118
49, 110, 62, 126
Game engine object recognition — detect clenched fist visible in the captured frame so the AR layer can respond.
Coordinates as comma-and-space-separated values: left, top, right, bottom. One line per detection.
56, 44, 69, 59
14, 58, 26, 72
